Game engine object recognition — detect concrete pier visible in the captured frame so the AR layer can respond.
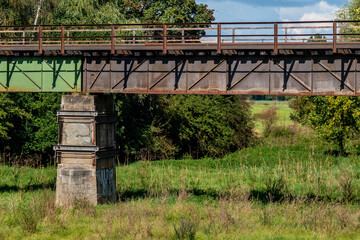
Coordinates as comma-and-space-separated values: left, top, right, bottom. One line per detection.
54, 95, 117, 206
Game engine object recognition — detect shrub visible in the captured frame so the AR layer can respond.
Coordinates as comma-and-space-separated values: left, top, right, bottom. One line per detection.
256, 105, 278, 137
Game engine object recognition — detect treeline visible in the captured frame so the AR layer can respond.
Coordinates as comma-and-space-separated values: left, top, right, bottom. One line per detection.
0, 93, 254, 165
0, 0, 214, 26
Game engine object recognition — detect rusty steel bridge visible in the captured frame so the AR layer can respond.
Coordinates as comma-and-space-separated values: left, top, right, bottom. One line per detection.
1, 20, 360, 95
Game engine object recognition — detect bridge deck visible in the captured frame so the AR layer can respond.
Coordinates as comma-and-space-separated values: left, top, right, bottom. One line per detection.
0, 21, 359, 55
1, 21, 360, 95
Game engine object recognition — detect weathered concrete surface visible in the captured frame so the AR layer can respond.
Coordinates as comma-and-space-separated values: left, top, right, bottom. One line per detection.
55, 94, 117, 206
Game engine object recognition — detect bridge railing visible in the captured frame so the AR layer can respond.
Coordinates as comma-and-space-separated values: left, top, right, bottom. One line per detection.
0, 21, 359, 54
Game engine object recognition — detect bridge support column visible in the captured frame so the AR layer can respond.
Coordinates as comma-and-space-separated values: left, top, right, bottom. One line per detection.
54, 95, 117, 206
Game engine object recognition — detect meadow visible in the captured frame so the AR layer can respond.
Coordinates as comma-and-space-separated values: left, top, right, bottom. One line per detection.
1, 101, 360, 239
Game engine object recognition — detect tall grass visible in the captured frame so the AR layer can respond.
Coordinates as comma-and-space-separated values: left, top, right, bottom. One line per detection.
1, 101, 360, 239
0, 131, 359, 239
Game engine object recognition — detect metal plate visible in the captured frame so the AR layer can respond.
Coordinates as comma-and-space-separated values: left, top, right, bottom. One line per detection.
0, 57, 81, 92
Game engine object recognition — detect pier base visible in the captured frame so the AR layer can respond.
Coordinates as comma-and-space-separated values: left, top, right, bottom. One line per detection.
54, 95, 117, 206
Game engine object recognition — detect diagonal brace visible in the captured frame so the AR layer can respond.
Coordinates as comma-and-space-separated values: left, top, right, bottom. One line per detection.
10, 61, 41, 90
228, 61, 264, 91
275, 62, 311, 92
150, 61, 184, 90
111, 59, 147, 90
317, 61, 355, 92
188, 59, 225, 90
89, 61, 108, 89
43, 59, 75, 90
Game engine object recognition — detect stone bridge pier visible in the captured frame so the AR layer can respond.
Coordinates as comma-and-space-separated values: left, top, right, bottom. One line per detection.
54, 94, 117, 206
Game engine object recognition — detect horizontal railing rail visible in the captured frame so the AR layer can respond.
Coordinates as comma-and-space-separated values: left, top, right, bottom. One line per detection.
0, 21, 359, 54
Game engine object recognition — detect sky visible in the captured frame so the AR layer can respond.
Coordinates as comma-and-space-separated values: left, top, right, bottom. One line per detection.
197, 0, 346, 22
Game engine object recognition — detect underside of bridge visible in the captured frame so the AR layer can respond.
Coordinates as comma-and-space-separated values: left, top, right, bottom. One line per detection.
1, 51, 360, 96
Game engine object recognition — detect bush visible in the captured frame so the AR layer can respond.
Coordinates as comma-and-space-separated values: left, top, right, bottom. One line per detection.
256, 105, 278, 137
116, 95, 255, 161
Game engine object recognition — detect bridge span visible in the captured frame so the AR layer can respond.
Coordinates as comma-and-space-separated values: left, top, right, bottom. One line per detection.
1, 20, 360, 95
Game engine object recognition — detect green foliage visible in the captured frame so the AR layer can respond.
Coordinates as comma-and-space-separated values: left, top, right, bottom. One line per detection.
6, 93, 62, 159
0, 93, 27, 142
163, 95, 254, 158
337, 0, 360, 21
52, 0, 128, 25
119, 0, 214, 23
290, 96, 360, 154
116, 94, 254, 160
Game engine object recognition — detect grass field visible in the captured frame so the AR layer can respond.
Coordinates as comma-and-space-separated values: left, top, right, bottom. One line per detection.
1, 101, 360, 239
250, 100, 293, 132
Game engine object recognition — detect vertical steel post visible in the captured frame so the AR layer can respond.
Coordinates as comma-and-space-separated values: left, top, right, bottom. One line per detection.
232, 28, 235, 43
111, 24, 115, 55
217, 23, 221, 54
182, 29, 185, 43
38, 25, 43, 54
274, 22, 278, 54
333, 21, 337, 54
163, 24, 167, 54
61, 26, 65, 55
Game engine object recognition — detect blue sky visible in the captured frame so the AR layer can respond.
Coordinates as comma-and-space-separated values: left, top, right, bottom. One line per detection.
197, 0, 346, 22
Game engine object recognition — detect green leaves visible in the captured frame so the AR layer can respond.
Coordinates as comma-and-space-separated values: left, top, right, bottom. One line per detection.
115, 94, 254, 160
291, 96, 360, 154
0, 93, 27, 141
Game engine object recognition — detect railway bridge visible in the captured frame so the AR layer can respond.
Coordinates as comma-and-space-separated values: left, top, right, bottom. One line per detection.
2, 20, 360, 205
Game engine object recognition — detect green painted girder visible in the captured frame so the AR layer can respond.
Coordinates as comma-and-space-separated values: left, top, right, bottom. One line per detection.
0, 57, 82, 92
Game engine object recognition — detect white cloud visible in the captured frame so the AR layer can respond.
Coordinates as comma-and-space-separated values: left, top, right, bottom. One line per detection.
198, 0, 278, 22
199, 0, 340, 22
277, 1, 339, 21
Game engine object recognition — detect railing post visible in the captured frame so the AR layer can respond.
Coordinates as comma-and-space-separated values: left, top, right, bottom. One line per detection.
274, 22, 278, 54
61, 26, 65, 55
232, 28, 235, 43
111, 24, 115, 55
217, 23, 221, 54
333, 21, 337, 54
22, 31, 25, 45
285, 27, 288, 43
182, 29, 185, 43
38, 25, 43, 54
163, 24, 167, 54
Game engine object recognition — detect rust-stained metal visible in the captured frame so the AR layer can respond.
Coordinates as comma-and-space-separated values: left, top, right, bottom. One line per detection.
217, 23, 221, 54
83, 55, 360, 96
38, 26, 43, 54
274, 23, 278, 54
0, 21, 358, 55
0, 21, 360, 95
61, 26, 65, 54
163, 24, 167, 54
111, 24, 115, 55
333, 22, 337, 53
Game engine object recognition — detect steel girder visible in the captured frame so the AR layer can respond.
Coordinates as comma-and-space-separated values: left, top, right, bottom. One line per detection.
84, 55, 360, 96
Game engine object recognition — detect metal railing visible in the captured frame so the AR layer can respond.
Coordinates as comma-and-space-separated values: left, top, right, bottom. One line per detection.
0, 21, 360, 54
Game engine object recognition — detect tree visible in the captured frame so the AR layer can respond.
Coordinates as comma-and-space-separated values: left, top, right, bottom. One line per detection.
162, 95, 254, 158
115, 94, 254, 161
0, 94, 27, 143
289, 1, 360, 155
290, 96, 360, 155
118, 0, 214, 23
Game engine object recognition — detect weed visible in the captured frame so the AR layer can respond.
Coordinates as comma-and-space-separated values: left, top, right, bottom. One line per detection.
339, 173, 355, 203
256, 105, 278, 136
174, 215, 198, 240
